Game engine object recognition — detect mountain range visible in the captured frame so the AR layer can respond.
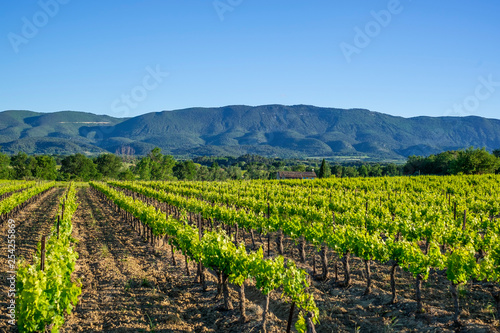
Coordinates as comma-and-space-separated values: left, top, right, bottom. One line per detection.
1, 105, 499, 161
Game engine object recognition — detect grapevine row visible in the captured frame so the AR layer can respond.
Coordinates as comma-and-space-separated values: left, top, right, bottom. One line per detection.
90, 181, 319, 332
0, 181, 55, 221
110, 179, 500, 323
16, 183, 82, 332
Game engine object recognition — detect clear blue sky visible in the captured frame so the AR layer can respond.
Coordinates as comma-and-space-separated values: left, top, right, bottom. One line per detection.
1, 0, 499, 119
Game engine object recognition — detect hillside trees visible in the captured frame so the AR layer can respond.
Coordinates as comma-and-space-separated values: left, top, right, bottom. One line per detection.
318, 159, 331, 178
383, 163, 401, 176
32, 155, 57, 180
292, 164, 307, 172
245, 163, 268, 180
10, 153, 57, 180
4, 146, 497, 181
494, 149, 500, 173
95, 153, 123, 178
173, 160, 197, 180
118, 168, 135, 181
448, 147, 499, 175
209, 162, 229, 181
136, 147, 175, 180
60, 153, 100, 181
195, 165, 210, 180
404, 147, 500, 175
11, 152, 35, 179
358, 164, 369, 177
0, 153, 11, 179
226, 165, 243, 180
342, 166, 359, 177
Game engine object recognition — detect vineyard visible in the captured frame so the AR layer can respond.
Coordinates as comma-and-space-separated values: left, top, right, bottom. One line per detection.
0, 175, 499, 332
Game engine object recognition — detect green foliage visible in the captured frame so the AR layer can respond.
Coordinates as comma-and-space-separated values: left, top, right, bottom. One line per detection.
135, 148, 175, 180
208, 161, 228, 181
292, 164, 306, 172
446, 245, 477, 284
32, 155, 57, 180
95, 153, 122, 178
8, 153, 57, 180
10, 152, 34, 179
1, 107, 500, 159
91, 181, 319, 332
244, 164, 268, 180
118, 168, 135, 181
225, 165, 243, 180
342, 166, 359, 177
358, 164, 369, 177
60, 153, 100, 181
449, 147, 500, 175
0, 182, 53, 215
406, 147, 500, 175
318, 159, 331, 178
0, 152, 11, 179
16, 183, 81, 332
173, 160, 197, 180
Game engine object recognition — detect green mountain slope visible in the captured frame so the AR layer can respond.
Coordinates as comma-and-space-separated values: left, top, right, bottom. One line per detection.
1, 105, 499, 160
0, 111, 125, 154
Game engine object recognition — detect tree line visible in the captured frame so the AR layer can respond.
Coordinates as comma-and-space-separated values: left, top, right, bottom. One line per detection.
0, 147, 498, 181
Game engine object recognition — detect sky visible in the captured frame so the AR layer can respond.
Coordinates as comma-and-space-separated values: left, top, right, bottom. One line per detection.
1, 0, 499, 120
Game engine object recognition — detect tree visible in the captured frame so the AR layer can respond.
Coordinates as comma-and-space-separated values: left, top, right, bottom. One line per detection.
318, 159, 331, 178
358, 165, 369, 177
60, 154, 100, 181
369, 164, 383, 177
432, 151, 458, 175
0, 153, 11, 179
135, 148, 176, 180
209, 162, 228, 181
11, 152, 34, 179
332, 165, 343, 178
383, 163, 400, 176
342, 166, 359, 178
95, 154, 122, 179
493, 149, 500, 158
226, 165, 243, 180
135, 157, 152, 180
195, 165, 210, 181
150, 148, 176, 180
33, 155, 57, 180
244, 163, 268, 180
404, 155, 425, 175
449, 147, 500, 175
118, 169, 135, 181
173, 160, 197, 180
292, 164, 306, 172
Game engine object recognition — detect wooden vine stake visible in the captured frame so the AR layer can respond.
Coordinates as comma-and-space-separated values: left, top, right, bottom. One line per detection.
40, 236, 46, 271
267, 202, 271, 257
286, 302, 295, 333
197, 215, 207, 291
462, 210, 467, 230
57, 215, 60, 239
